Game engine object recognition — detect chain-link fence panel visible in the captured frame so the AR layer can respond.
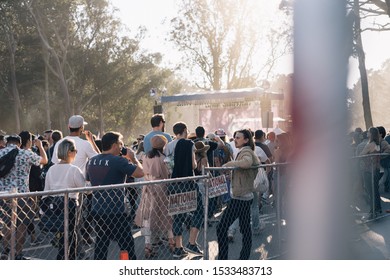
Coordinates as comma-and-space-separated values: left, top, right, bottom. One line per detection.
350, 153, 389, 222
2, 157, 382, 261
0, 176, 208, 260
203, 164, 287, 260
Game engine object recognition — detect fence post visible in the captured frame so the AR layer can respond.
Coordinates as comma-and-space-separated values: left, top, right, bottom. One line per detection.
202, 166, 209, 260
275, 165, 282, 254
9, 187, 17, 260
63, 193, 69, 260
371, 156, 375, 219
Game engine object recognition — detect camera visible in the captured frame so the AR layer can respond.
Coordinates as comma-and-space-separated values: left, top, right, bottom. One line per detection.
121, 147, 127, 156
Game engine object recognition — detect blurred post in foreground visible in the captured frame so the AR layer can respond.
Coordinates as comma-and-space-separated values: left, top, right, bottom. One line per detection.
289, 0, 352, 259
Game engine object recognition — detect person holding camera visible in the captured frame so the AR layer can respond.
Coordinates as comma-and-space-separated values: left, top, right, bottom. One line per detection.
51, 115, 100, 245
86, 131, 144, 260
52, 115, 100, 175
0, 134, 47, 260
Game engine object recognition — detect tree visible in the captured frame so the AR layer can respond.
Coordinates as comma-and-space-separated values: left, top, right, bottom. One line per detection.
349, 58, 390, 129
0, 2, 24, 131
351, 0, 373, 129
27, 0, 74, 122
347, 0, 390, 129
170, 0, 292, 90
0, 0, 183, 137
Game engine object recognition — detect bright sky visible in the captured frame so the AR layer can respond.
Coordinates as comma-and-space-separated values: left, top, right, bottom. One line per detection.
111, 0, 179, 67
110, 0, 390, 87
348, 30, 390, 87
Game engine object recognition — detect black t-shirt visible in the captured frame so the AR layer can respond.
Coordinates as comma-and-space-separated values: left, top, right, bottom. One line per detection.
172, 139, 194, 178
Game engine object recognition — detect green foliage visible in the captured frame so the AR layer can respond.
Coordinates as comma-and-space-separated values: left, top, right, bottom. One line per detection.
170, 0, 292, 90
0, 0, 182, 138
349, 58, 390, 130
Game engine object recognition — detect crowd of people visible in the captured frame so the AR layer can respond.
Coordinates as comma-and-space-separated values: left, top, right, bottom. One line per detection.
350, 126, 390, 220
7, 114, 385, 260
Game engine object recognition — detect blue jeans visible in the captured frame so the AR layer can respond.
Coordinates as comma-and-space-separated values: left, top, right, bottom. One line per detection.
217, 198, 252, 260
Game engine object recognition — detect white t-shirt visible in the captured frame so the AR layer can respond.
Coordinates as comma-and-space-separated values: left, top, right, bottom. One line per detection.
255, 146, 268, 162
164, 139, 179, 157
52, 136, 98, 176
267, 141, 277, 157
44, 163, 86, 200
228, 141, 239, 159
164, 138, 195, 157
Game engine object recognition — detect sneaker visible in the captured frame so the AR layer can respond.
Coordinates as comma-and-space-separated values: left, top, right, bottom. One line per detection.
173, 247, 188, 259
0, 253, 9, 260
208, 216, 219, 223
131, 224, 141, 232
184, 243, 203, 255
15, 254, 30, 260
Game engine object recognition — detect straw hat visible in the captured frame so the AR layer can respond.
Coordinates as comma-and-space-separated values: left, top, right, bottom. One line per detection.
188, 132, 197, 140
194, 141, 210, 154
151, 135, 167, 149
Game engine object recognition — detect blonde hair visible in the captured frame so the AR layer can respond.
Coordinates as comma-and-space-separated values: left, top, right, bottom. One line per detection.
57, 139, 76, 161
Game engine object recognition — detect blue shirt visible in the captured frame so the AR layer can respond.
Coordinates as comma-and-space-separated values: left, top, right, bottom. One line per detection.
86, 154, 137, 214
143, 131, 172, 154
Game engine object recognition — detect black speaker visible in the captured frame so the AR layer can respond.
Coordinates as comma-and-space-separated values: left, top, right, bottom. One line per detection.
153, 105, 163, 114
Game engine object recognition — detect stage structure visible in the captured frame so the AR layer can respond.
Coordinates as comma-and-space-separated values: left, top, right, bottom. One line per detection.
160, 87, 286, 138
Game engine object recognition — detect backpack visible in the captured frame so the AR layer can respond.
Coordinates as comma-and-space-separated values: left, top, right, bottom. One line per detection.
0, 148, 19, 178
194, 156, 204, 176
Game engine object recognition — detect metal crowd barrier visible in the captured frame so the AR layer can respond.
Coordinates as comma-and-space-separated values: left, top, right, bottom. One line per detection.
351, 152, 390, 222
1, 154, 388, 260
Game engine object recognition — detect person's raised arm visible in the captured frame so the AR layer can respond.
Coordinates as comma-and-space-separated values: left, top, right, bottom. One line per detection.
84, 130, 101, 154
125, 147, 144, 178
34, 139, 48, 165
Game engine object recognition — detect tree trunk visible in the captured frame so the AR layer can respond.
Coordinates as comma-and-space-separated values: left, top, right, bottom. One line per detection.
354, 0, 373, 130
43, 47, 51, 129
98, 93, 104, 136
8, 34, 21, 132
28, 5, 72, 125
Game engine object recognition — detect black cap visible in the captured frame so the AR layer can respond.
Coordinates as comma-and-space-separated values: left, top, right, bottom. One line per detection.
6, 134, 21, 144
254, 130, 264, 139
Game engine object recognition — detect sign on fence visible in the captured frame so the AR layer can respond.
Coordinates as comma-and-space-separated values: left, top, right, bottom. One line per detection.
206, 175, 228, 198
168, 190, 197, 216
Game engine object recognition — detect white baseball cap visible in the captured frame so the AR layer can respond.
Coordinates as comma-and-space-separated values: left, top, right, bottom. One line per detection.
68, 115, 88, 128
